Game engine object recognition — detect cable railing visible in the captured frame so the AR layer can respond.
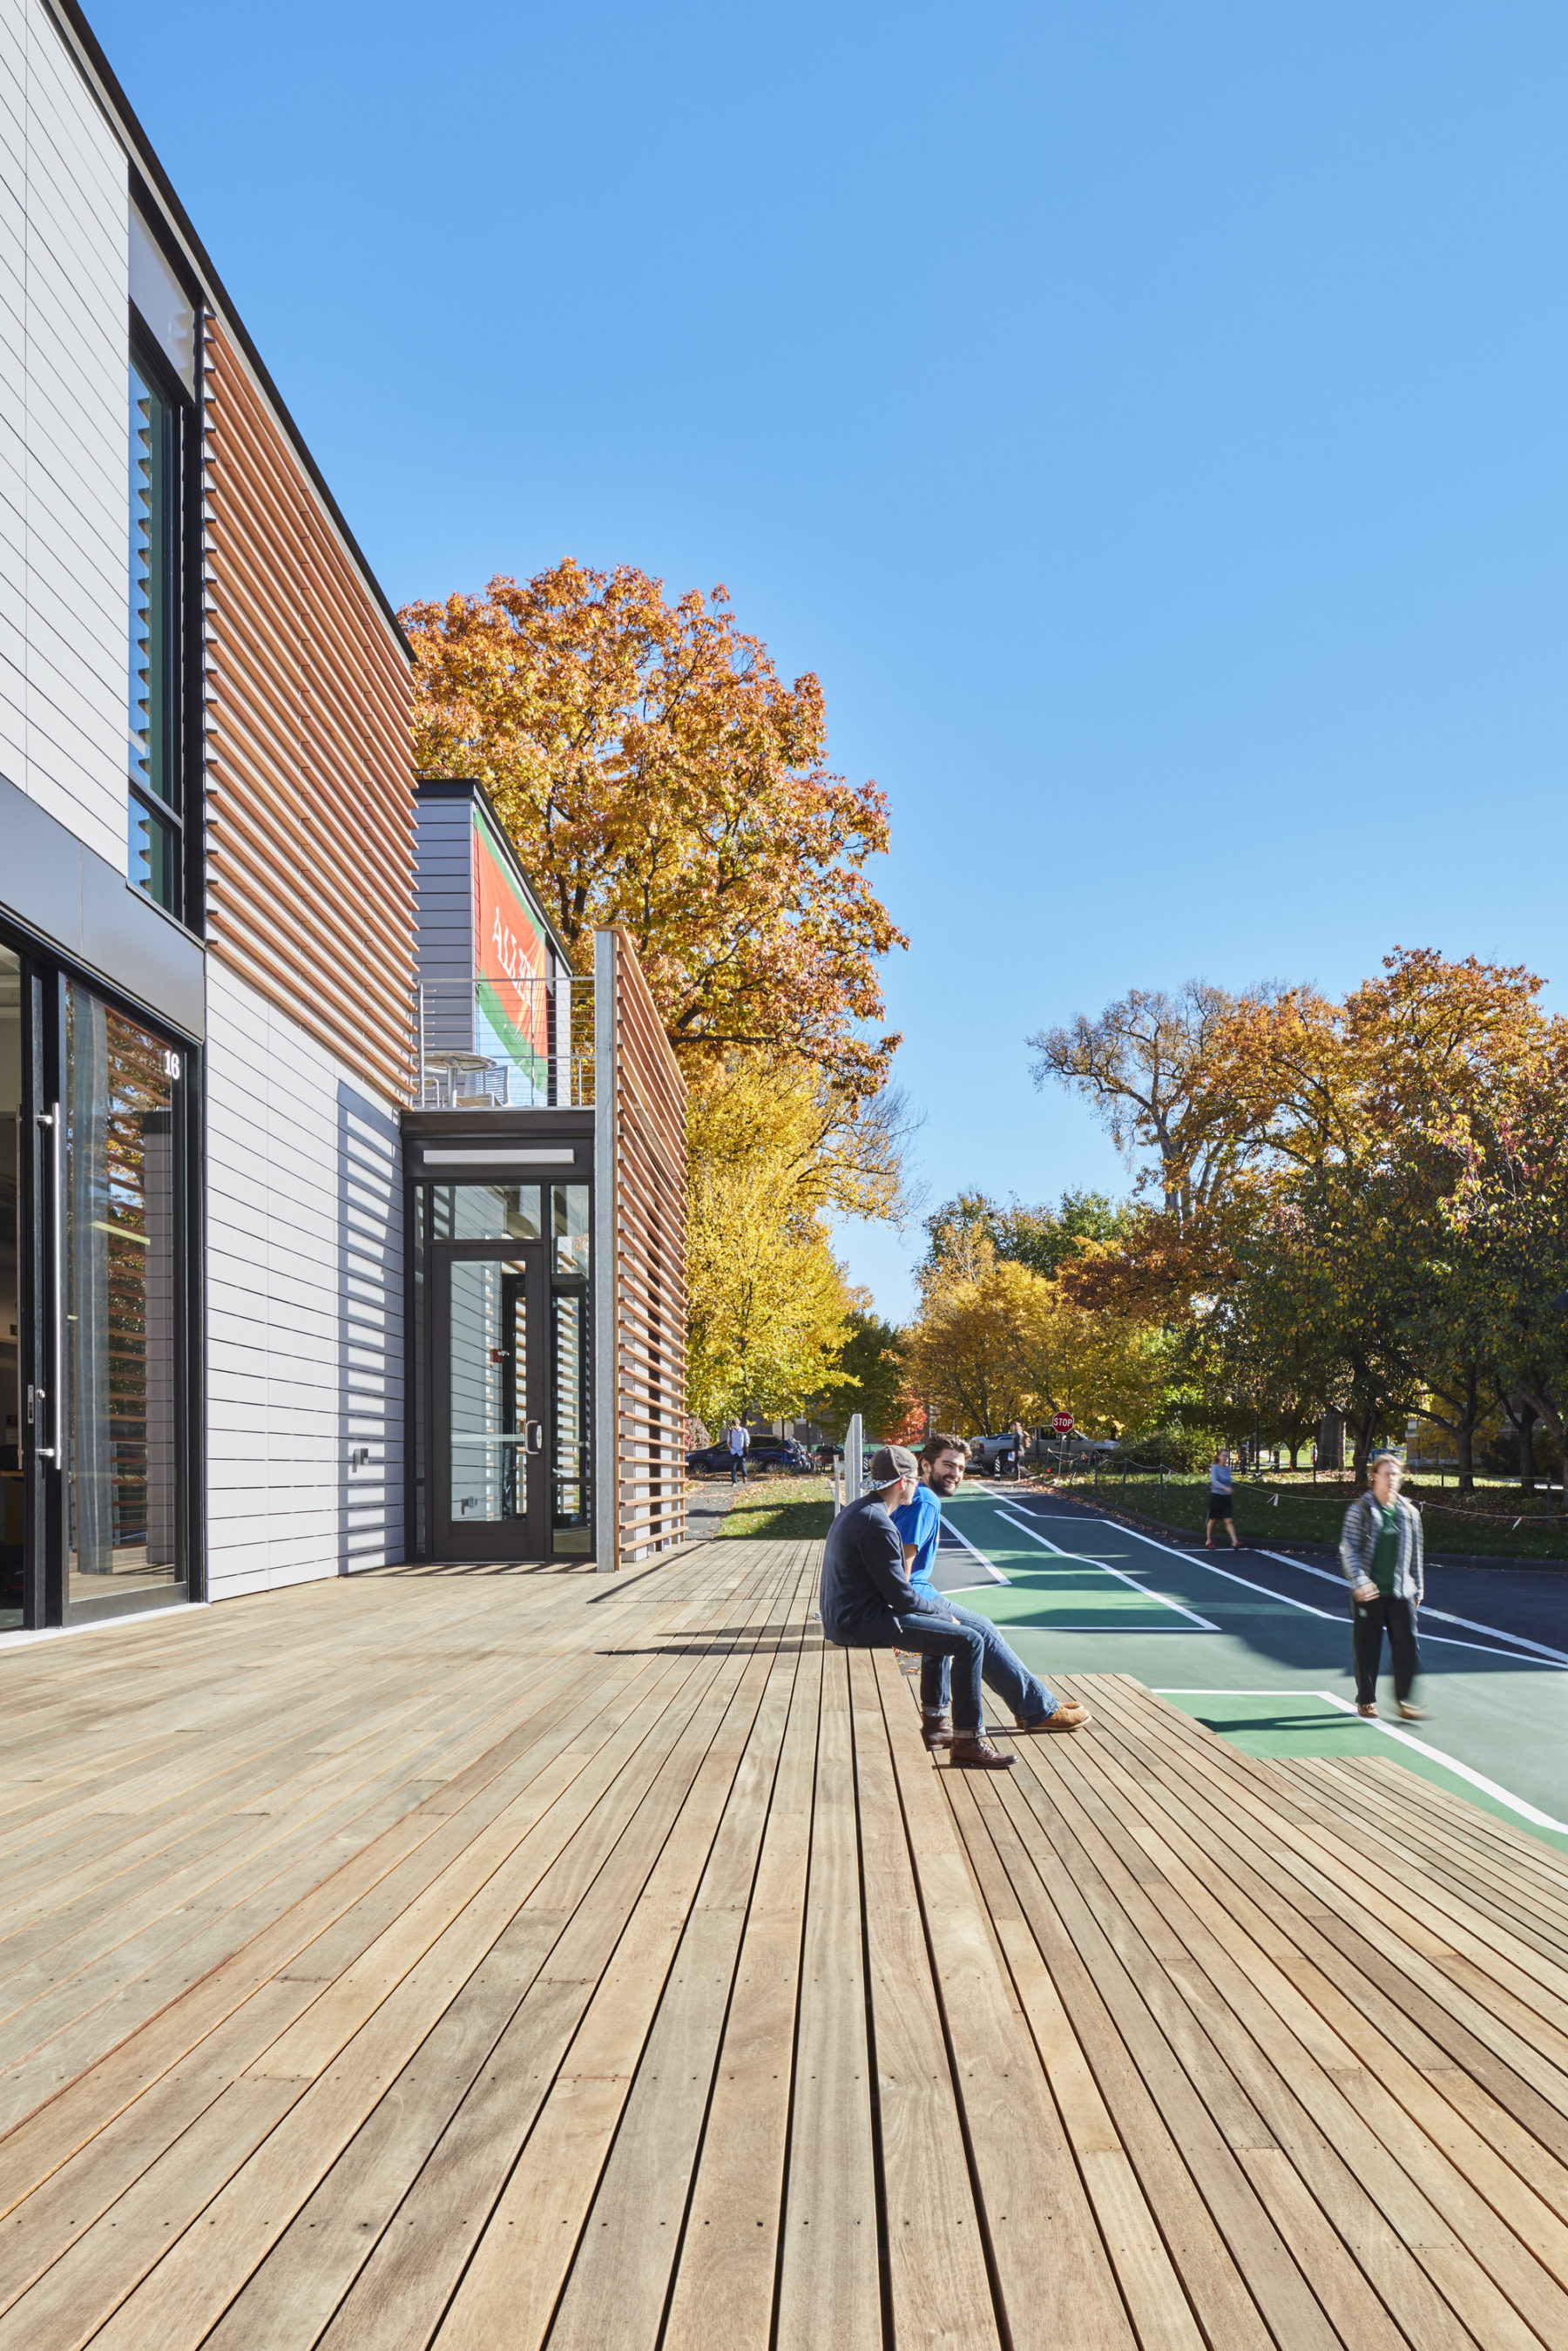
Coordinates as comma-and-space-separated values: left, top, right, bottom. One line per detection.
416, 976, 595, 1110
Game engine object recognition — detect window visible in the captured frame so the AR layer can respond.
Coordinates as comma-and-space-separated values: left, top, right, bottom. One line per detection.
127, 355, 180, 907
127, 206, 196, 922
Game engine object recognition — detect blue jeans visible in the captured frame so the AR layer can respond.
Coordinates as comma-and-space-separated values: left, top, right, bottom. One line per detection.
918, 1598, 1057, 1724
729, 1452, 747, 1483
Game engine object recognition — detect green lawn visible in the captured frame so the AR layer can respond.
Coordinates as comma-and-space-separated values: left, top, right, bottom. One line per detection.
713, 1476, 835, 1541
1066, 1470, 1567, 1563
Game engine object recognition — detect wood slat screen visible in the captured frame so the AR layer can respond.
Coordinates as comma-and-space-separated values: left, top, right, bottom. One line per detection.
201, 320, 417, 1104
606, 931, 687, 1566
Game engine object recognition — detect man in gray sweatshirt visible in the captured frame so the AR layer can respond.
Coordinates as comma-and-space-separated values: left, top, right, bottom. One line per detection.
1340, 1451, 1426, 1720
819, 1444, 1016, 1769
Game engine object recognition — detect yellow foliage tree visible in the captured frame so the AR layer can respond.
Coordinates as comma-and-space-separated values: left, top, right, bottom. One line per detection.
905, 1243, 1159, 1439
686, 1059, 904, 1429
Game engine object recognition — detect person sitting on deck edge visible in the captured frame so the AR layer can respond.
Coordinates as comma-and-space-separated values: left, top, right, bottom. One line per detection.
820, 1444, 1070, 1769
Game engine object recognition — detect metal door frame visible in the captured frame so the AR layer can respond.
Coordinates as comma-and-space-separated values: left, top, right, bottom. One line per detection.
430, 1237, 551, 1561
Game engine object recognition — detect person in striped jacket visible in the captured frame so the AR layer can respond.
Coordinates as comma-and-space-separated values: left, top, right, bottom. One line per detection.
1340, 1452, 1427, 1720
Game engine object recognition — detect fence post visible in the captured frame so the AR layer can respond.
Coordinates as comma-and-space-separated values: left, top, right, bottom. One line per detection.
846, 1414, 863, 1505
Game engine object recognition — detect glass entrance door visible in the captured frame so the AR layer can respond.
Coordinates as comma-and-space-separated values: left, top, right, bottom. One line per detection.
432, 1241, 550, 1560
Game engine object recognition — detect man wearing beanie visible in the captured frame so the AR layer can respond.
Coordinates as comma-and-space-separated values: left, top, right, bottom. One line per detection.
819, 1443, 1015, 1769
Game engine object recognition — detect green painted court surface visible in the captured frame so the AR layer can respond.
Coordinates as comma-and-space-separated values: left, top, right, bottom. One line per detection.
940, 1488, 1568, 1856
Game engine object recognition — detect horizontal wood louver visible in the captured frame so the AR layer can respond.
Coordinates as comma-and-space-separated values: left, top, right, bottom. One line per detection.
201, 321, 416, 1103
609, 933, 688, 1566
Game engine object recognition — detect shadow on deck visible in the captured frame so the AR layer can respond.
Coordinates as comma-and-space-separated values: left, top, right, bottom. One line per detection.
0, 1539, 1564, 2348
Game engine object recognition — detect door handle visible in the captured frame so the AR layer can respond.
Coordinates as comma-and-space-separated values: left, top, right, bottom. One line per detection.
34, 1104, 62, 1464
525, 1422, 544, 1454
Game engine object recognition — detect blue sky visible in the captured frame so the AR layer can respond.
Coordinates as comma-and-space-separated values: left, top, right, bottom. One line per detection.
95, 0, 1568, 1319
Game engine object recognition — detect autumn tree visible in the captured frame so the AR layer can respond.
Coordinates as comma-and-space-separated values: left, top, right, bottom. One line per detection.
684, 1058, 913, 1429
1027, 982, 1272, 1228
811, 1310, 909, 1443
905, 1242, 1159, 1440
402, 563, 904, 1092
921, 1188, 1130, 1281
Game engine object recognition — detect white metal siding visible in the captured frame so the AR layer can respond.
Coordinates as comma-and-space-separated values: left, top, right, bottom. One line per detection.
0, 0, 128, 869
206, 960, 404, 1596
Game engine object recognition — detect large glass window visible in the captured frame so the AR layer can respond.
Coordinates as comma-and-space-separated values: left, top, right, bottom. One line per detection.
429, 1184, 542, 1244
0, 949, 20, 1629
65, 986, 183, 1606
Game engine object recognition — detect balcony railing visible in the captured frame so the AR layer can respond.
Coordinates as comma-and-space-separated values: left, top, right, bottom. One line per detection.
416, 976, 595, 1109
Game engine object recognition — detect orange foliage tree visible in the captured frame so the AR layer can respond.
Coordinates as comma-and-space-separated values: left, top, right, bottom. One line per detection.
401, 562, 904, 1091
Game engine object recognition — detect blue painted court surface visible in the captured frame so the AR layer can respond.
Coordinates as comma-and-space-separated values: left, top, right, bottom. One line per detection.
928, 1485, 1568, 1854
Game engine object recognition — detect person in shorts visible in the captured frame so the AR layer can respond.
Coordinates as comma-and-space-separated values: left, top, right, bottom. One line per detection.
1206, 1448, 1240, 1550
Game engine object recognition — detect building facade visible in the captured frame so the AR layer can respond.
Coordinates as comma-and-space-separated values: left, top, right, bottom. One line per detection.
1, 0, 685, 1633
408, 784, 688, 1571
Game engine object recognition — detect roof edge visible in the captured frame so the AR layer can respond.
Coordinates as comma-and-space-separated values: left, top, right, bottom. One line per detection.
47, 0, 413, 664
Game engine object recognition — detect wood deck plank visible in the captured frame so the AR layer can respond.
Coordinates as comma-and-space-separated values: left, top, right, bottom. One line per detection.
874, 1653, 1139, 2351
848, 1650, 1002, 2350
767, 1643, 883, 2351
659, 1638, 822, 2351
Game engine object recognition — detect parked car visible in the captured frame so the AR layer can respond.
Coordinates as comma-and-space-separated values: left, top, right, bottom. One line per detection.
968, 1433, 1023, 1474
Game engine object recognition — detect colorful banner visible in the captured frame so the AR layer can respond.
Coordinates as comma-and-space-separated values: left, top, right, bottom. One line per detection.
472, 805, 548, 1081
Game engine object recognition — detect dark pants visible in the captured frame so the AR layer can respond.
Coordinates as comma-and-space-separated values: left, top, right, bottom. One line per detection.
729, 1451, 747, 1483
1353, 1591, 1420, 1706
884, 1612, 986, 1730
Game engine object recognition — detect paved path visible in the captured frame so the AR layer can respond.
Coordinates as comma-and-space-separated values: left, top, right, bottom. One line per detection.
935, 1483, 1568, 1853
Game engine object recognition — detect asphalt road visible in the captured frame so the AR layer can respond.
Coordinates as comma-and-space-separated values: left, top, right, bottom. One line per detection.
928, 1481, 1568, 1853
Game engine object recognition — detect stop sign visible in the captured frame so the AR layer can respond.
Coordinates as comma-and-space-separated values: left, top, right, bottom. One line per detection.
1052, 1411, 1074, 1434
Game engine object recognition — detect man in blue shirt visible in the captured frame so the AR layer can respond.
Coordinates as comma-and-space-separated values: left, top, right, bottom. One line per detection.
820, 1443, 1015, 1767
892, 1434, 1091, 1750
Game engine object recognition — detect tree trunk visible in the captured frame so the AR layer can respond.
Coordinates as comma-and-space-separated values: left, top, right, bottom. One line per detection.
1455, 1366, 1478, 1493
1349, 1404, 1377, 1490
1518, 1398, 1538, 1493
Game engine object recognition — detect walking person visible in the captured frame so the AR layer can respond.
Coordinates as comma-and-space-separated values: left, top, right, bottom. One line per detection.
1342, 1451, 1427, 1719
892, 1433, 1091, 1750
821, 1444, 1016, 1768
1206, 1447, 1240, 1550
726, 1419, 750, 1485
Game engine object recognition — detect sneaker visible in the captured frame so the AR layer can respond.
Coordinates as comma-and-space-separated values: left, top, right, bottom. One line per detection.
1356, 1701, 1378, 1719
1014, 1701, 1092, 1733
949, 1731, 1016, 1771
922, 1713, 954, 1751
1396, 1700, 1429, 1721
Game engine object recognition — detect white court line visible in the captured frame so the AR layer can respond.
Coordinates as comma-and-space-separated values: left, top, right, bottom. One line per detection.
1310, 1691, 1568, 1834
1152, 1687, 1568, 1838
936, 1518, 1010, 1584
991, 1506, 1219, 1632
1249, 1546, 1568, 1666
1002, 1503, 1560, 1662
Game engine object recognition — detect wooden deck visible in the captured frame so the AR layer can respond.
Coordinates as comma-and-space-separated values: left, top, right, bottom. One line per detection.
1, 1542, 1567, 2348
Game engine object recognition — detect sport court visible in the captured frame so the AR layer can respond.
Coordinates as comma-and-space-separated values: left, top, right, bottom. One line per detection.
929, 1485, 1568, 1852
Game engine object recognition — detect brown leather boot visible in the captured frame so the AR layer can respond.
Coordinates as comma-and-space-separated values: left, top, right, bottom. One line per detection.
949, 1730, 1015, 1770
922, 1713, 954, 1750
